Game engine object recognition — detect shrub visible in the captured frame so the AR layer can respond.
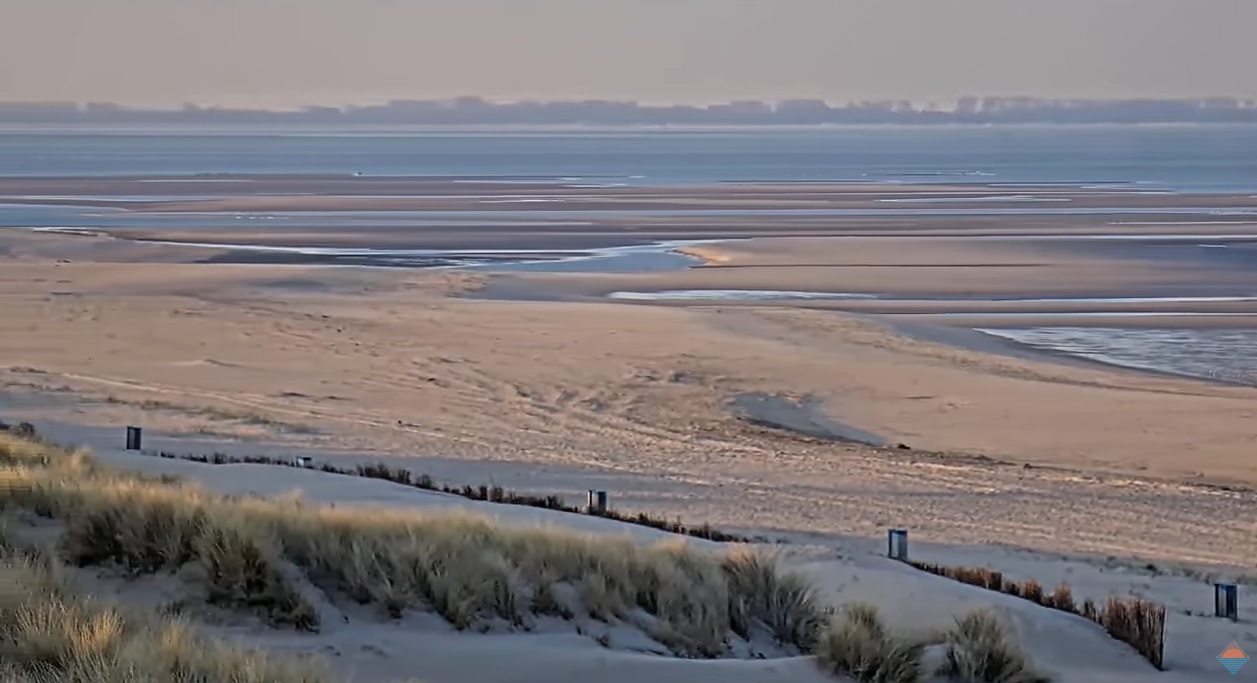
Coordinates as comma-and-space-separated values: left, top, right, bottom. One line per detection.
1045, 584, 1075, 613
194, 522, 319, 631
135, 449, 759, 544
1080, 599, 1098, 622
0, 434, 816, 658
910, 562, 1003, 591
0, 549, 331, 683
1, 422, 40, 440
1018, 580, 1043, 605
13, 468, 320, 633
1098, 596, 1165, 670
815, 603, 925, 683
722, 548, 826, 650
910, 560, 1165, 670
939, 609, 1052, 683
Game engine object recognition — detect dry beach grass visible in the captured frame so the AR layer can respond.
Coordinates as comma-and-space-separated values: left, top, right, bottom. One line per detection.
0, 432, 828, 659
12, 427, 1200, 682
909, 562, 1165, 669
0, 538, 332, 683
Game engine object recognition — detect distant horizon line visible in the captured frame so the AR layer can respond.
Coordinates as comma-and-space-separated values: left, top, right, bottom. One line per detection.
5, 94, 1257, 109
3, 95, 1257, 126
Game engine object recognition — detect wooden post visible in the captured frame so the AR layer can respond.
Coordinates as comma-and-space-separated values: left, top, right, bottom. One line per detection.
888, 529, 909, 562
125, 426, 142, 451
1216, 583, 1239, 621
586, 490, 608, 515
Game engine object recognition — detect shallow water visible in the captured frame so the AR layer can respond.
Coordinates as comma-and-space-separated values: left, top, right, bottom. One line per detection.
6, 128, 1257, 384
608, 290, 877, 301
6, 127, 1257, 192
975, 327, 1257, 385
8, 202, 1257, 233
606, 291, 1257, 304
606, 289, 1257, 383
193, 238, 713, 273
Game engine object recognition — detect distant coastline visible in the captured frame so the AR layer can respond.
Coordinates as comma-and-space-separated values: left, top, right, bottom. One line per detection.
4, 95, 1257, 127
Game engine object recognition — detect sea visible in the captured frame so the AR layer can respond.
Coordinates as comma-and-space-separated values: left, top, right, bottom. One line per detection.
3, 125, 1257, 191
2, 124, 1257, 385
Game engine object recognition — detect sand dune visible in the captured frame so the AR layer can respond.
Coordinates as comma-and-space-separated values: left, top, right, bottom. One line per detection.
5, 424, 1243, 683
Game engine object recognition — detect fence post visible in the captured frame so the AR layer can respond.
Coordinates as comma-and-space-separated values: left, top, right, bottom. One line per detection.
586, 490, 608, 515
1215, 583, 1239, 621
125, 426, 142, 451
888, 529, 909, 562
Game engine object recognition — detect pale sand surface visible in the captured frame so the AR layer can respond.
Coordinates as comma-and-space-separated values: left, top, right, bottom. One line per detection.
1, 250, 1255, 559
4, 226, 1257, 680
516, 236, 1256, 299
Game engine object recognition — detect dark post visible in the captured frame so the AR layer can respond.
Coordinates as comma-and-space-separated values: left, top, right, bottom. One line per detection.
888, 529, 909, 562
1216, 584, 1239, 621
586, 490, 608, 515
125, 426, 142, 451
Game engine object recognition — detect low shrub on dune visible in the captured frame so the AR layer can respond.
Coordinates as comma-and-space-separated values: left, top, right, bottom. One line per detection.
939, 609, 1052, 683
3, 431, 1073, 680
911, 560, 1164, 670
1, 433, 826, 659
723, 548, 827, 650
13, 468, 320, 632
0, 545, 331, 683
814, 603, 926, 683
154, 449, 755, 543
1097, 596, 1165, 670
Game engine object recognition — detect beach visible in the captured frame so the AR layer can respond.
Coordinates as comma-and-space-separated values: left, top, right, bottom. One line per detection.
3, 175, 1257, 554
3, 138, 1257, 681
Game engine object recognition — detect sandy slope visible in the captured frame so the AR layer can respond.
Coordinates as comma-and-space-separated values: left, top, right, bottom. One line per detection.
12, 420, 1247, 683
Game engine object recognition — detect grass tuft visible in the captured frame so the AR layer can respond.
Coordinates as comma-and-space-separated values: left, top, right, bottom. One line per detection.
0, 548, 332, 683
49, 477, 319, 631
722, 548, 826, 650
1045, 584, 1075, 613
939, 609, 1052, 683
1, 432, 819, 659
1097, 596, 1165, 670
815, 603, 925, 683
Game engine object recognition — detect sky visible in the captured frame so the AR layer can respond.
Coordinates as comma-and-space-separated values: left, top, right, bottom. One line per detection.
3, 0, 1256, 108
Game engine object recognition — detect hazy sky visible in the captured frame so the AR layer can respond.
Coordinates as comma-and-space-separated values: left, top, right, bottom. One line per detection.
3, 0, 1256, 107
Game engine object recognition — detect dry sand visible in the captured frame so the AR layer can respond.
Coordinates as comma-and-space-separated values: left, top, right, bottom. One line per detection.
2, 233, 1256, 563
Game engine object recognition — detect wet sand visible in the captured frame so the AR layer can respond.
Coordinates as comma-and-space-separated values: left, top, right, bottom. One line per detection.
2, 257, 1257, 567
4, 176, 1257, 564
6, 174, 1257, 210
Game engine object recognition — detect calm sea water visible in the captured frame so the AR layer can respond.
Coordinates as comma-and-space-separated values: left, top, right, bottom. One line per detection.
3, 125, 1257, 385
3, 125, 1257, 192
977, 327, 1257, 386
